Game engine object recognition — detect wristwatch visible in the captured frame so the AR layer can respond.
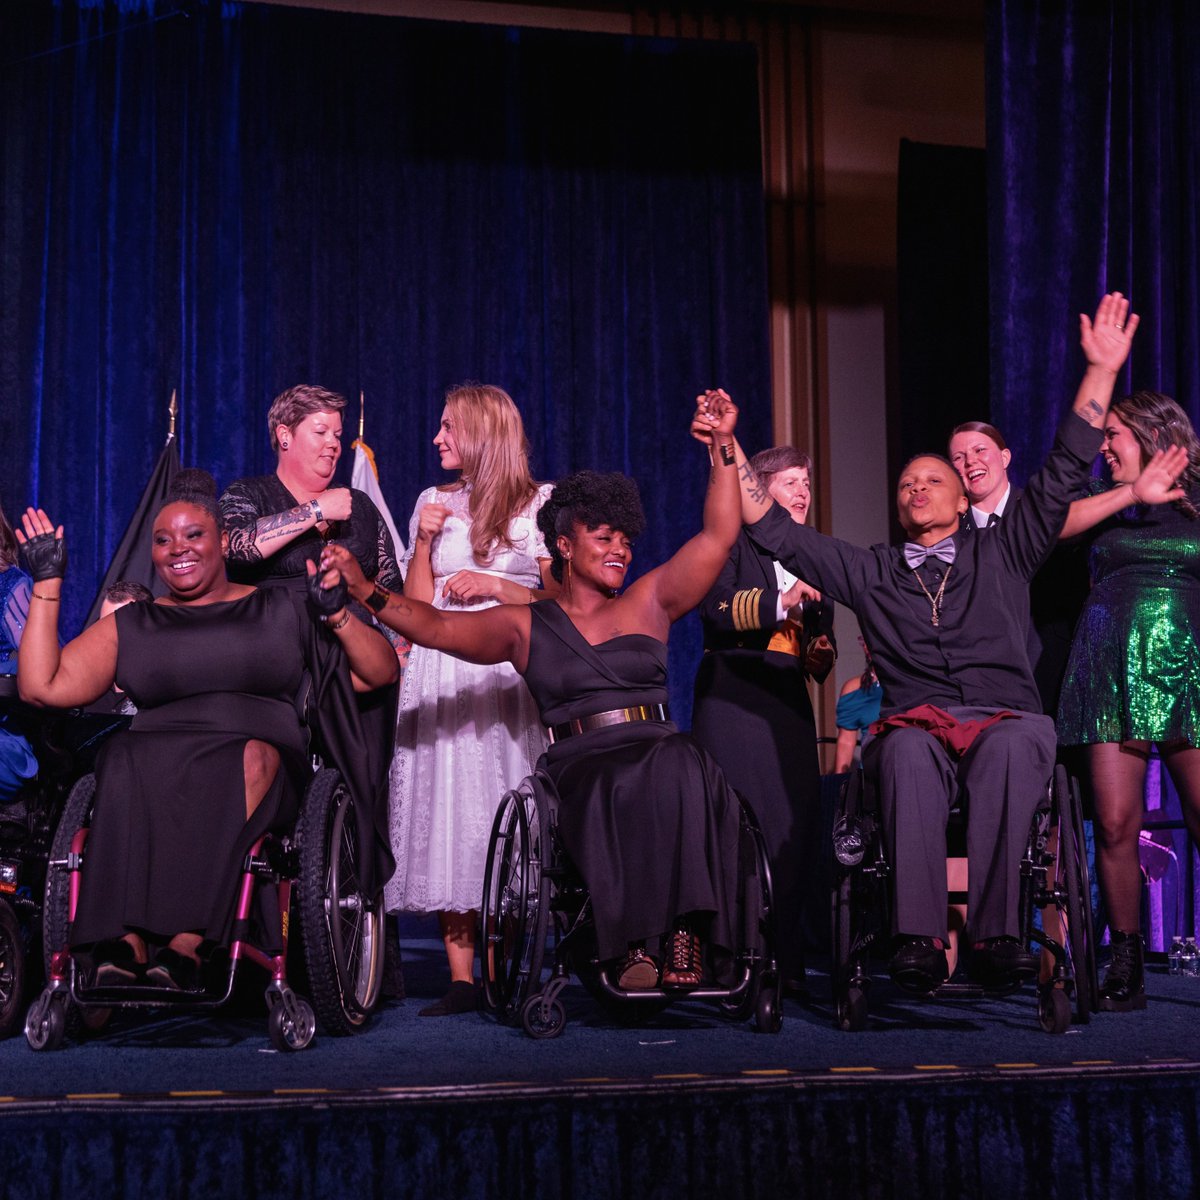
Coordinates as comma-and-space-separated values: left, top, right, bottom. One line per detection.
364, 583, 390, 613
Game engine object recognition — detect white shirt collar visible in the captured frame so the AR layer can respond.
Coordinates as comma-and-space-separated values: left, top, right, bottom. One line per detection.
970, 482, 1011, 529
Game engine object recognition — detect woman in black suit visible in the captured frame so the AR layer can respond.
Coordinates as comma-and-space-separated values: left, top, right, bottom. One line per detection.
691, 446, 833, 993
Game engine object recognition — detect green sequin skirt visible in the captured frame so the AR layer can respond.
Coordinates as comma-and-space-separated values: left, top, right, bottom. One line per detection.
1057, 580, 1200, 746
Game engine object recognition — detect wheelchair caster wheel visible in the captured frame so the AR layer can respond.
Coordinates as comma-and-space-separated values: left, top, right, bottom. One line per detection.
268, 996, 317, 1052
837, 986, 868, 1032
1038, 984, 1071, 1035
520, 993, 566, 1039
25, 992, 67, 1051
755, 987, 782, 1034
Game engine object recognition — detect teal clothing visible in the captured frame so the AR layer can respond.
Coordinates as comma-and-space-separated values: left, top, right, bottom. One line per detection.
1057, 482, 1200, 746
835, 680, 882, 732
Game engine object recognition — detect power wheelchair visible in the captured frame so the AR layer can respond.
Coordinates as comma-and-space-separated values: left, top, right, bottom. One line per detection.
830, 762, 1099, 1034
23, 760, 383, 1052
479, 769, 783, 1038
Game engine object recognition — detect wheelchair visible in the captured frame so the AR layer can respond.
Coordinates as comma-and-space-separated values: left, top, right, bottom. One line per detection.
830, 762, 1100, 1035
23, 762, 383, 1052
479, 769, 783, 1039
0, 681, 129, 1040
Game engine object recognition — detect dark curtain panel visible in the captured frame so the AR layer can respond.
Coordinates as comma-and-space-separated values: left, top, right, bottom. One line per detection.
897, 139, 989, 481
988, 0, 1200, 482
0, 0, 772, 726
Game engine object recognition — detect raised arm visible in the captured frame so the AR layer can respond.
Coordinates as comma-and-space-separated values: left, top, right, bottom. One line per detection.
1071, 292, 1139, 429
319, 543, 532, 670
1059, 444, 1189, 539
639, 390, 743, 623
15, 510, 118, 708
693, 423, 869, 608
1002, 293, 1139, 575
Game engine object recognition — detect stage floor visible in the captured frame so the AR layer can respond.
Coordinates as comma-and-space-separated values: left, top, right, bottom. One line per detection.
2, 935, 1199, 1109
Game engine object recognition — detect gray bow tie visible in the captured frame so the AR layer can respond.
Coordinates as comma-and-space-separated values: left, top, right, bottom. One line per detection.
903, 537, 957, 569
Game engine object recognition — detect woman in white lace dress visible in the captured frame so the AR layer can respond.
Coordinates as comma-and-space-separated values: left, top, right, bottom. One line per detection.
388, 384, 555, 1015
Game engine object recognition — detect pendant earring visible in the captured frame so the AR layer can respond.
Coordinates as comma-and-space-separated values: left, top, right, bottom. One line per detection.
565, 558, 572, 584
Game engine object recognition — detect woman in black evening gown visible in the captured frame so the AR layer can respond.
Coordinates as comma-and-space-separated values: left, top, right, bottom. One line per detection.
320, 392, 750, 989
16, 472, 398, 987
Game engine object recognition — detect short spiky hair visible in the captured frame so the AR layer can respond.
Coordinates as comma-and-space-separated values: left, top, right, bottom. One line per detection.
267, 384, 347, 453
537, 471, 647, 582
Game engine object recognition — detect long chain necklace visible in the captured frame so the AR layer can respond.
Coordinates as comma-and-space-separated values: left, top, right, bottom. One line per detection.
911, 565, 951, 627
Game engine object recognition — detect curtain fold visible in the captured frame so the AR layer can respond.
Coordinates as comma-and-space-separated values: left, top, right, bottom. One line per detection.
1, 0, 772, 725
989, 0, 1200, 480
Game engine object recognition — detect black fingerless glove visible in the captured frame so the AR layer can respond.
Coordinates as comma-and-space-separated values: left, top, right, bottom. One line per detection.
21, 531, 67, 581
307, 562, 348, 618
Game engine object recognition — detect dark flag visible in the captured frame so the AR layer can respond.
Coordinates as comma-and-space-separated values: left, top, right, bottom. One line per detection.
84, 436, 180, 626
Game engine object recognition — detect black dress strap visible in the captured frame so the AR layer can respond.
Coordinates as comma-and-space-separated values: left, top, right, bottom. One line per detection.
530, 601, 639, 692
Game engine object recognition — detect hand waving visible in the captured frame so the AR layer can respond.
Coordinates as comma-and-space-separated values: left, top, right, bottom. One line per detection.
1130, 444, 1189, 506
1080, 292, 1140, 375
15, 508, 67, 581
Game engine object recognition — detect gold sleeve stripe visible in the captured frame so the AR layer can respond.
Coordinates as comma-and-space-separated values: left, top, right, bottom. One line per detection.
732, 588, 763, 632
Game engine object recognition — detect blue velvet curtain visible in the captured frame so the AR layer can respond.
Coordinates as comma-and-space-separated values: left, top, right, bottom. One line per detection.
988, 0, 1200, 481
0, 0, 771, 725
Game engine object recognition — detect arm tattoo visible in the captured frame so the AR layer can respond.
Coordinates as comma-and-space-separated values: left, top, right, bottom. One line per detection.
739, 460, 769, 505
1081, 397, 1103, 424
255, 505, 314, 544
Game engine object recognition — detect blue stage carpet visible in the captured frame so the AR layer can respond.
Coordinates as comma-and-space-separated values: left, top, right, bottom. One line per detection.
1, 934, 1198, 1199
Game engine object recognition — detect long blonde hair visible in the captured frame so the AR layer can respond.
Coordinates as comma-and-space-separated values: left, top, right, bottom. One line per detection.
443, 384, 539, 563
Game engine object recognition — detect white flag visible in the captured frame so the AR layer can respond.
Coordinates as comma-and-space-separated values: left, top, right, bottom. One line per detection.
350, 438, 405, 560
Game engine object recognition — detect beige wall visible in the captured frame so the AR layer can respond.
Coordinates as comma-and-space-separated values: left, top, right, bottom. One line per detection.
255, 0, 986, 746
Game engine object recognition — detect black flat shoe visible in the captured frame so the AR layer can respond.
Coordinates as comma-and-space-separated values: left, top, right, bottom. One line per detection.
146, 947, 202, 991
967, 936, 1039, 992
418, 981, 479, 1017
888, 936, 949, 995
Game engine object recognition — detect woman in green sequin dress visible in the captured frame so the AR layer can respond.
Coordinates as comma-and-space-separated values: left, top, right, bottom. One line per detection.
1057, 391, 1200, 1011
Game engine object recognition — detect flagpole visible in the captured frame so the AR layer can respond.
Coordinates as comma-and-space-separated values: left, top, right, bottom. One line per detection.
359, 390, 365, 441
167, 388, 178, 444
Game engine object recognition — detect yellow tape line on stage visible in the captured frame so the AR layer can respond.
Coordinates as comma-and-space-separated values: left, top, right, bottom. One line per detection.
67, 1093, 122, 1100
169, 1091, 225, 1098
829, 1067, 878, 1073
994, 1063, 1038, 1069
914, 1065, 959, 1072
741, 1069, 791, 1076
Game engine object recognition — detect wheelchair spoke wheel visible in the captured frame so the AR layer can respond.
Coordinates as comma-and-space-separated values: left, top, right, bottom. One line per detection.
1056, 766, 1098, 1024
42, 775, 96, 979
481, 781, 549, 1021
0, 902, 26, 1040
296, 769, 384, 1035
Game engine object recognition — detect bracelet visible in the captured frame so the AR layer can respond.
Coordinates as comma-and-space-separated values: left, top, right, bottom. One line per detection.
310, 498, 324, 524
32, 592, 61, 602
325, 610, 351, 631
717, 441, 736, 466
1129, 483, 1144, 505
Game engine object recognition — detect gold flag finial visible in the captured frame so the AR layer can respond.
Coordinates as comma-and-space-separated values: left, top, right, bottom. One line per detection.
168, 388, 178, 441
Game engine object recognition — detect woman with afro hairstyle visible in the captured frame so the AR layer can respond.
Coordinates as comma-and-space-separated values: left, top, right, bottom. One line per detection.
320, 391, 749, 991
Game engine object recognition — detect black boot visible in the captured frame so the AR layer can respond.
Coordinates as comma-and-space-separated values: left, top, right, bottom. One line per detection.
1099, 929, 1146, 1012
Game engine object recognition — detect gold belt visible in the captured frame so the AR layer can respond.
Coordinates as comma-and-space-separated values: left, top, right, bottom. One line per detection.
548, 703, 670, 743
